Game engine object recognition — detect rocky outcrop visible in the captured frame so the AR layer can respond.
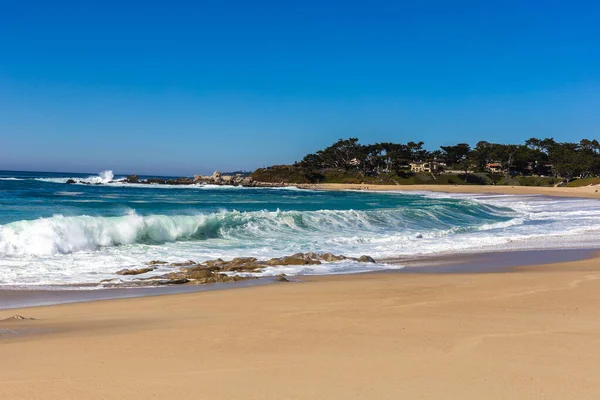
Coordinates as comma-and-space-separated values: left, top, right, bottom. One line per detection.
145, 178, 167, 184
124, 252, 378, 286
125, 175, 140, 183
192, 171, 255, 187
64, 171, 262, 187
165, 177, 194, 185
266, 255, 321, 266
148, 269, 254, 285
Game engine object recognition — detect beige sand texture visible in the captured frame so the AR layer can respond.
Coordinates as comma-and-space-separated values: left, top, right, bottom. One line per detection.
298, 182, 600, 198
2, 255, 600, 399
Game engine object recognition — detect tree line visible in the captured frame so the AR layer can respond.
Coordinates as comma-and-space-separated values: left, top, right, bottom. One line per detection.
297, 138, 600, 182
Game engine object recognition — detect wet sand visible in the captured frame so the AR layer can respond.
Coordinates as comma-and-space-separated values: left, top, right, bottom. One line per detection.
299, 182, 600, 198
2, 252, 600, 399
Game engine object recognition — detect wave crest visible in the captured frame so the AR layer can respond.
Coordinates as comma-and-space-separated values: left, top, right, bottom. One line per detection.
36, 170, 115, 185
0, 202, 514, 256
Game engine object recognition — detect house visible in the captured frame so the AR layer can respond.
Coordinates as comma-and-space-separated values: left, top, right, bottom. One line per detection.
410, 161, 442, 173
486, 163, 503, 174
348, 158, 361, 166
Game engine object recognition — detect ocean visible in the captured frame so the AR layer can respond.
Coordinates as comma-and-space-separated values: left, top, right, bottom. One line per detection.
1, 170, 599, 287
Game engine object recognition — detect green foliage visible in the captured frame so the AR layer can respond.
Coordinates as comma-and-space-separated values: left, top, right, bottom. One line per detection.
251, 166, 314, 184
440, 143, 470, 167
257, 137, 600, 186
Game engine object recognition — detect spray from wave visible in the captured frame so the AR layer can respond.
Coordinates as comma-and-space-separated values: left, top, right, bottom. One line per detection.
0, 203, 518, 257
36, 170, 115, 185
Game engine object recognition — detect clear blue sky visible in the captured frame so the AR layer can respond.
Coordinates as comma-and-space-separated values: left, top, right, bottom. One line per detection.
1, 0, 598, 175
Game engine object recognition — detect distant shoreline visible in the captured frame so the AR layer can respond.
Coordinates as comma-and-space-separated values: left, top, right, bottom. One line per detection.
294, 182, 600, 199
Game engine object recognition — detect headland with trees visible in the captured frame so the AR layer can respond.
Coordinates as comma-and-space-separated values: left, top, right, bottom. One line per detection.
251, 138, 600, 187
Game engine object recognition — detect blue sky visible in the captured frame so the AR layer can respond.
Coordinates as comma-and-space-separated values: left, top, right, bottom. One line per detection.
1, 0, 599, 175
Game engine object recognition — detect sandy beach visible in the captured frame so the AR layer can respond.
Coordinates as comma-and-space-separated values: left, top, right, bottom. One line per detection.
298, 183, 600, 198
2, 254, 600, 399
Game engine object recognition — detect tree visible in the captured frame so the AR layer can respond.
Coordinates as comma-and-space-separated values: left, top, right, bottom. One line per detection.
440, 143, 471, 167
313, 138, 363, 170
548, 141, 582, 182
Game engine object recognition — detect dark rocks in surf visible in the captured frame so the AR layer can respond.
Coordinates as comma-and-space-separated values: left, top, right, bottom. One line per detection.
319, 253, 347, 262
116, 266, 156, 276
109, 170, 259, 187
148, 260, 169, 265
148, 269, 253, 285
357, 255, 376, 263
66, 179, 77, 184
166, 177, 194, 185
266, 255, 321, 266
125, 175, 140, 183
145, 178, 167, 184
129, 252, 378, 286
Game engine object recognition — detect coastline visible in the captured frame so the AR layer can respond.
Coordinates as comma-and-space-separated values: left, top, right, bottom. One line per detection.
1, 248, 595, 310
296, 182, 600, 198
2, 253, 600, 399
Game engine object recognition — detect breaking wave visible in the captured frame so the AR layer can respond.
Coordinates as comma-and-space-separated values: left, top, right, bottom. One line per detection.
36, 170, 115, 185
0, 202, 516, 256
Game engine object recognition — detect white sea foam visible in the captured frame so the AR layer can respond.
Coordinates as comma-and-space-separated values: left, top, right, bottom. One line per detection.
2, 193, 600, 286
37, 170, 116, 185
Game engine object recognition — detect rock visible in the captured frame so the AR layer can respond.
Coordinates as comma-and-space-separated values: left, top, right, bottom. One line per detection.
158, 278, 190, 285
180, 264, 219, 272
303, 252, 320, 260
240, 176, 254, 186
274, 274, 289, 282
116, 267, 155, 276
146, 265, 254, 286
357, 255, 376, 263
148, 260, 169, 265
267, 256, 321, 266
125, 175, 140, 183
319, 253, 346, 262
66, 179, 77, 184
145, 178, 167, 184
230, 257, 258, 264
166, 177, 193, 185
183, 269, 214, 280
129, 252, 375, 287
204, 258, 226, 269
170, 260, 196, 267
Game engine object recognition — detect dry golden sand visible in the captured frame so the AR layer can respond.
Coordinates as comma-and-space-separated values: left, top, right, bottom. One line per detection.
298, 182, 600, 198
2, 255, 600, 399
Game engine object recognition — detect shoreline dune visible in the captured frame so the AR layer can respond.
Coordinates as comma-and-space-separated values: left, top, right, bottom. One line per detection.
2, 255, 600, 399
297, 182, 600, 198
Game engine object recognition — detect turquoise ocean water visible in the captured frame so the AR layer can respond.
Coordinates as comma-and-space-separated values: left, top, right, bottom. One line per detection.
1, 170, 599, 286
